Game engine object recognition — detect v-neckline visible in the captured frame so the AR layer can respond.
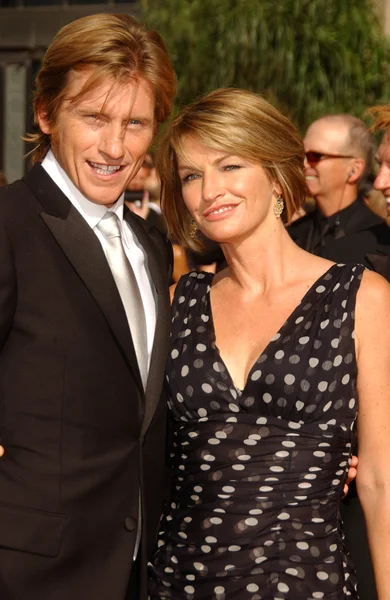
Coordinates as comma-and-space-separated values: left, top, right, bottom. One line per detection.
207, 263, 339, 393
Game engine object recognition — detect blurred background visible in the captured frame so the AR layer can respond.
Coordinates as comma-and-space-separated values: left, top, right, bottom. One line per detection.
1, 0, 390, 184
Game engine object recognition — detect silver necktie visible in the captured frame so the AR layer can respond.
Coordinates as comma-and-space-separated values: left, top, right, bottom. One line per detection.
97, 212, 148, 388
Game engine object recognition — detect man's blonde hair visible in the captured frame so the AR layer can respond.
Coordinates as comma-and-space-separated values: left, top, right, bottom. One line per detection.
28, 13, 176, 163
156, 87, 308, 251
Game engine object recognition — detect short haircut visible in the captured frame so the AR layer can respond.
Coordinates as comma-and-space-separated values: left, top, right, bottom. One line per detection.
312, 114, 374, 176
28, 13, 176, 163
156, 87, 308, 251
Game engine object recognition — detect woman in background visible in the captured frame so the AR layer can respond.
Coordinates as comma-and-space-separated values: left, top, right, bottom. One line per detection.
148, 88, 390, 599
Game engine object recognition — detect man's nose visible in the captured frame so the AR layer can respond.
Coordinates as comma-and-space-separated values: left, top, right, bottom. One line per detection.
99, 124, 125, 159
374, 167, 388, 191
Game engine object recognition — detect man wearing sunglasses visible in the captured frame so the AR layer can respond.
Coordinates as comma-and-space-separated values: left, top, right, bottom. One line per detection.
289, 114, 390, 280
289, 113, 390, 600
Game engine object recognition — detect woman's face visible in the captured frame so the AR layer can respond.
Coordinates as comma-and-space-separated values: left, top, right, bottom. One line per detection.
176, 136, 281, 244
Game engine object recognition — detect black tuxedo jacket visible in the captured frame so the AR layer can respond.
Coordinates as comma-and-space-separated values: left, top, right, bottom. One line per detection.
288, 200, 390, 280
0, 165, 172, 600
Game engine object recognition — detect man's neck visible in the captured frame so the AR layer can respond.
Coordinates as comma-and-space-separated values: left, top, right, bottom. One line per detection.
315, 188, 357, 218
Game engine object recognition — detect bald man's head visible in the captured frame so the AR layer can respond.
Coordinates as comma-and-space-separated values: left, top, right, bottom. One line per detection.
303, 114, 373, 214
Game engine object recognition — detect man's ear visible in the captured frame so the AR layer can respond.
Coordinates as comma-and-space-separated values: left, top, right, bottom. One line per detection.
347, 158, 365, 184
37, 103, 52, 135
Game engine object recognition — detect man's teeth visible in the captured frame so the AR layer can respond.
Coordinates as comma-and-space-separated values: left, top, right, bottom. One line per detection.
209, 206, 234, 215
90, 162, 121, 175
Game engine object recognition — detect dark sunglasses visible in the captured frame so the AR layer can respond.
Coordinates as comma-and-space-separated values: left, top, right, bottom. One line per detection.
305, 150, 355, 166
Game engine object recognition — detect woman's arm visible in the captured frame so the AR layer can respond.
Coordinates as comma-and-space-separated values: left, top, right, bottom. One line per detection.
355, 269, 390, 598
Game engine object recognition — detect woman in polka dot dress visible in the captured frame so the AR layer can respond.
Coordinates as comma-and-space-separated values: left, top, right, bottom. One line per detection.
148, 89, 390, 599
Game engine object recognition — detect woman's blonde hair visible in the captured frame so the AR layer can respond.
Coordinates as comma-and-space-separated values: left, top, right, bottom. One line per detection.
28, 13, 176, 163
156, 88, 308, 251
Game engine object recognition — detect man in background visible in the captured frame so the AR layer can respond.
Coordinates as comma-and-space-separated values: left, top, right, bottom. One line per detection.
289, 114, 390, 277
0, 13, 175, 600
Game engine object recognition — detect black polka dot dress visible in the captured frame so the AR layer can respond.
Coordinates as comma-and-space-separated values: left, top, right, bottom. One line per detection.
148, 263, 363, 600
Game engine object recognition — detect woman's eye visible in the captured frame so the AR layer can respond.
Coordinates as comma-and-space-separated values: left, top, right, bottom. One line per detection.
182, 173, 199, 183
224, 164, 241, 171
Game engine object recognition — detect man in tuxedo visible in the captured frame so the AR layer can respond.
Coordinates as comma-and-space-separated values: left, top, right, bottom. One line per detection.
0, 13, 175, 600
289, 114, 390, 278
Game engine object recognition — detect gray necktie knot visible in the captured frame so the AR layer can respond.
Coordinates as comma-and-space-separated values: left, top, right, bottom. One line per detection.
97, 212, 122, 239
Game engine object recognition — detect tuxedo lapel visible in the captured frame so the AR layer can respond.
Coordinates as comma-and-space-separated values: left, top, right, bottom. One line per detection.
23, 165, 144, 391
125, 213, 171, 437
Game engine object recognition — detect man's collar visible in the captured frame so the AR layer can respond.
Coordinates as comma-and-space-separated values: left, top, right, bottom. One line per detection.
41, 149, 124, 228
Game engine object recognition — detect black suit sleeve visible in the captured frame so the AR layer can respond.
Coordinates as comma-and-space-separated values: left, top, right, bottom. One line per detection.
0, 218, 17, 349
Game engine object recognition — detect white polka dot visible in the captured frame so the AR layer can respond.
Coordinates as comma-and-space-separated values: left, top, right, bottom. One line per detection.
210, 517, 222, 525
323, 401, 332, 412
238, 454, 251, 461
228, 403, 240, 412
349, 398, 356, 409
299, 336, 310, 345
198, 408, 207, 417
246, 584, 259, 592
316, 571, 329, 580
318, 381, 328, 392
251, 370, 262, 381
184, 585, 195, 593
193, 562, 204, 570
295, 400, 304, 410
309, 357, 319, 368
320, 319, 329, 329
284, 374, 295, 385
342, 374, 350, 384
245, 517, 258, 526
201, 545, 211, 553
333, 355, 342, 367
275, 350, 285, 359
228, 545, 241, 551
295, 316, 304, 324
277, 512, 290, 520
263, 393, 272, 403
171, 349, 179, 359
316, 285, 326, 293
278, 583, 289, 593
201, 383, 213, 393
286, 568, 299, 576
196, 343, 207, 352
297, 541, 309, 550
181, 365, 189, 376
214, 587, 225, 594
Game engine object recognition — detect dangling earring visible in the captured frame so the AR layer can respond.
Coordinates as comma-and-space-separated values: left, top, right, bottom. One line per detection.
189, 219, 197, 239
274, 195, 284, 218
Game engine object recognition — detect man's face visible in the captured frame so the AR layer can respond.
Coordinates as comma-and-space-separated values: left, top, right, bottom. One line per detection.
303, 120, 354, 202
374, 129, 390, 218
38, 68, 156, 206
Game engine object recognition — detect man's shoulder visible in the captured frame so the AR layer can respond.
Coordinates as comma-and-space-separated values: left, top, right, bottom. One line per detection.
287, 211, 315, 238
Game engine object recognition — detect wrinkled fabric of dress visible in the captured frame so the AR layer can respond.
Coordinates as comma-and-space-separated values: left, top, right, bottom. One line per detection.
149, 263, 363, 600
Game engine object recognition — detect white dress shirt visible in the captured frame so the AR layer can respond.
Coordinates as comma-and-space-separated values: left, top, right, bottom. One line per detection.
41, 150, 157, 371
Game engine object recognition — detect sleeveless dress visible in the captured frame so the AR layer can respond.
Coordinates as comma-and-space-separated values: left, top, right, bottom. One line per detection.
148, 263, 364, 600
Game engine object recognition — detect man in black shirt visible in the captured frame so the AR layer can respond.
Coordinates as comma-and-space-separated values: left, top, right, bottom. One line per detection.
289, 114, 390, 279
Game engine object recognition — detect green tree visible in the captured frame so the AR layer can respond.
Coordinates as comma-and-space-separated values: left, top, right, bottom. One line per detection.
141, 0, 390, 131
